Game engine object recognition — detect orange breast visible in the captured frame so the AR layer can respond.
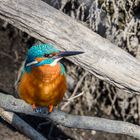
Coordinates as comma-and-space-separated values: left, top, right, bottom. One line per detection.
18, 63, 67, 106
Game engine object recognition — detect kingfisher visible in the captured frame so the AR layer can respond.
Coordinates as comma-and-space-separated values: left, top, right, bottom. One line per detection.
16, 44, 83, 113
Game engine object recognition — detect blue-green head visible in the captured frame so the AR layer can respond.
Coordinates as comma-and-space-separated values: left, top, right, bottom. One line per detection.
25, 44, 84, 73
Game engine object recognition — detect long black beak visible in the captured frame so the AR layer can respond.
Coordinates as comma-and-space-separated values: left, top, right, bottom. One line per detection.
57, 51, 84, 58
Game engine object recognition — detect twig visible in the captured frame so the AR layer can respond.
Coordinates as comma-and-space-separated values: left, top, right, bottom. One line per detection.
69, 72, 88, 98
0, 51, 13, 59
0, 107, 47, 140
66, 91, 84, 101
61, 92, 84, 110
0, 92, 140, 139
61, 72, 88, 110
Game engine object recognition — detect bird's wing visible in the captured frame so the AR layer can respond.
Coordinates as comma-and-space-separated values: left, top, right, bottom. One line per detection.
14, 60, 25, 92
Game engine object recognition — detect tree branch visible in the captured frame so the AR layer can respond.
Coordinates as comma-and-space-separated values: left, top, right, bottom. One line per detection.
0, 92, 140, 139
0, 0, 140, 94
0, 108, 46, 140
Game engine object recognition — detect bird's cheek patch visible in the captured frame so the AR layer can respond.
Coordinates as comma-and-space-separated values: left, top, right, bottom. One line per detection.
35, 57, 46, 62
50, 58, 62, 67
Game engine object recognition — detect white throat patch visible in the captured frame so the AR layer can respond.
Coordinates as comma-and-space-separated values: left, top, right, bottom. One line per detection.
50, 58, 62, 66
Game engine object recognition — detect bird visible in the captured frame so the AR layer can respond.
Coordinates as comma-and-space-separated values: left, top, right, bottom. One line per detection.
15, 44, 83, 113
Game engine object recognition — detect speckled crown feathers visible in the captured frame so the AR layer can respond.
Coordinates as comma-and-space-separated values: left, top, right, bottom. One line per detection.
26, 44, 59, 63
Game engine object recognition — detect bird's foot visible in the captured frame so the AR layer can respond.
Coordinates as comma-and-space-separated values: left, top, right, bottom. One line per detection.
34, 107, 43, 113
32, 104, 54, 114
32, 104, 49, 114
49, 105, 54, 113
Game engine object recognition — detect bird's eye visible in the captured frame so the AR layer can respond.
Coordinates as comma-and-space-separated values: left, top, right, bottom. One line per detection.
48, 54, 53, 58
44, 53, 57, 58
44, 54, 49, 57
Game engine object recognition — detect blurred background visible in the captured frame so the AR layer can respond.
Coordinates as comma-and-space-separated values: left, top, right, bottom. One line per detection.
0, 0, 140, 139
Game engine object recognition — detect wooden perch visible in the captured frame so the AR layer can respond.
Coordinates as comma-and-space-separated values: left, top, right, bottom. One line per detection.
0, 108, 46, 140
0, 92, 140, 139
0, 0, 140, 94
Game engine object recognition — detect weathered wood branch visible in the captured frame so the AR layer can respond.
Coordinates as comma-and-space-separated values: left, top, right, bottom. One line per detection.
0, 0, 140, 94
0, 108, 46, 140
0, 92, 140, 139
